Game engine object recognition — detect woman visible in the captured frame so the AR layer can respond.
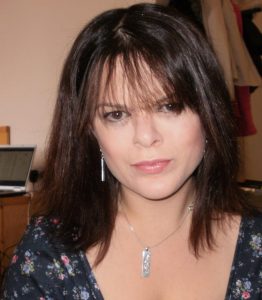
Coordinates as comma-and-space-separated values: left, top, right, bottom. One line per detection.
1, 3, 261, 299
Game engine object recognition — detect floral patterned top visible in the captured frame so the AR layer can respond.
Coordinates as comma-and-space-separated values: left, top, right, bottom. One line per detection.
1, 213, 261, 300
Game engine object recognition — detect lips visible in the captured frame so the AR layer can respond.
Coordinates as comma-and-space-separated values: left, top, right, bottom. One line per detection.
131, 159, 171, 174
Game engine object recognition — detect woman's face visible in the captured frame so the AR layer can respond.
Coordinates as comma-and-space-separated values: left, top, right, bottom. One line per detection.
93, 63, 206, 202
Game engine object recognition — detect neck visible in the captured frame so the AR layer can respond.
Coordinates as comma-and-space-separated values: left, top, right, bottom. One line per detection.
118, 178, 196, 242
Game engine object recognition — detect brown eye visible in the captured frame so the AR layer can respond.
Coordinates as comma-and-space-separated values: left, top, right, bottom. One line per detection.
103, 111, 129, 122
159, 102, 183, 113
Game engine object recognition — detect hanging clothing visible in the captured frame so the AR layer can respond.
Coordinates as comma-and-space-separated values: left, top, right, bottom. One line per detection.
168, 0, 204, 30
232, 0, 257, 135
201, 0, 261, 100
235, 86, 257, 135
236, 0, 262, 11
241, 8, 262, 77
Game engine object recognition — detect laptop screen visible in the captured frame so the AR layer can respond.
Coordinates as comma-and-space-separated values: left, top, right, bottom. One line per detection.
0, 146, 35, 187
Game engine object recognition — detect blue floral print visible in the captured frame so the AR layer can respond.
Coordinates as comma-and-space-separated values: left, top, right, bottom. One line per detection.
226, 213, 262, 299
0, 217, 102, 300
1, 213, 261, 299
250, 233, 262, 258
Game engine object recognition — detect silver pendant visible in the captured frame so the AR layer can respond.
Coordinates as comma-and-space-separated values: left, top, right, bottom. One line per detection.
101, 152, 105, 182
142, 247, 151, 278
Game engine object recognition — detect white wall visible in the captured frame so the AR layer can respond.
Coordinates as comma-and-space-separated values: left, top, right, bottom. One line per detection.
0, 1, 261, 180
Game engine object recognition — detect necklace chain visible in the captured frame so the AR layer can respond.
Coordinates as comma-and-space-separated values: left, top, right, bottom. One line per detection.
122, 203, 193, 249
121, 203, 194, 278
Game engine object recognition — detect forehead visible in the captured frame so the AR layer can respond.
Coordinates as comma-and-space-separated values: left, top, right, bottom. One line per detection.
98, 57, 168, 108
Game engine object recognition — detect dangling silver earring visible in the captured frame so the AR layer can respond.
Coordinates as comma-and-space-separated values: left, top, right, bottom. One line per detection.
100, 150, 105, 182
203, 138, 208, 155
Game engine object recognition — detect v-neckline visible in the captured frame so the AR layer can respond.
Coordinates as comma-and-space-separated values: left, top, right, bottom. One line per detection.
80, 217, 244, 300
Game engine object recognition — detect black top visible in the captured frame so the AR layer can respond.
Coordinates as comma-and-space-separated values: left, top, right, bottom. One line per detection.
1, 213, 262, 299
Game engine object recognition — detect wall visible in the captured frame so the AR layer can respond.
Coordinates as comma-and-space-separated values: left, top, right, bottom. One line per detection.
0, 1, 261, 180
242, 88, 262, 181
0, 0, 153, 169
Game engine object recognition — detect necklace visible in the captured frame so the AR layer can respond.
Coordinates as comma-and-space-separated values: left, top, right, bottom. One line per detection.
121, 203, 194, 278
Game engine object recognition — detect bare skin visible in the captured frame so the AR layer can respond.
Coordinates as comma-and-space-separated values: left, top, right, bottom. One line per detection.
88, 60, 241, 299
86, 173, 240, 300
87, 207, 241, 300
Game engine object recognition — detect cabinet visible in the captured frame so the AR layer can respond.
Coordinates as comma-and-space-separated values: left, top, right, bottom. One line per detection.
0, 126, 10, 145
0, 194, 31, 278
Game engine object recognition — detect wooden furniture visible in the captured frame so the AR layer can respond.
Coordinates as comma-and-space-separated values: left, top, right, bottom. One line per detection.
0, 194, 31, 278
248, 191, 262, 211
0, 126, 10, 145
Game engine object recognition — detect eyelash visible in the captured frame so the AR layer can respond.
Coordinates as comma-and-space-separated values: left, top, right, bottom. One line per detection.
103, 111, 129, 122
102, 102, 183, 122
158, 103, 182, 113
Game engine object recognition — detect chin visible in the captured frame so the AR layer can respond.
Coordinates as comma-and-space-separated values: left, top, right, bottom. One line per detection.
137, 186, 182, 201
136, 176, 193, 201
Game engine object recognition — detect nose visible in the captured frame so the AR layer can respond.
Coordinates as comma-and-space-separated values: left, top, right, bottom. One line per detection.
133, 113, 162, 147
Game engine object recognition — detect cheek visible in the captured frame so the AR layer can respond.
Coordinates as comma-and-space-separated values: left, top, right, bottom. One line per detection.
93, 124, 129, 181
97, 130, 125, 156
97, 135, 127, 173
174, 117, 205, 151
188, 130, 206, 167
176, 121, 206, 166
190, 127, 205, 152
101, 146, 128, 183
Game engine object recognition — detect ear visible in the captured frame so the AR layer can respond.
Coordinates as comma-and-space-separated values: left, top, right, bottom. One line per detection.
92, 129, 98, 139
87, 123, 97, 138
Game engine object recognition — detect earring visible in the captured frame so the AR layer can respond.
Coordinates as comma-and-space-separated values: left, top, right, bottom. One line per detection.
100, 150, 105, 182
203, 138, 208, 155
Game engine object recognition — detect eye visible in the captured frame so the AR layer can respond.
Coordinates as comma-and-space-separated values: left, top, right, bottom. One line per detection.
103, 110, 129, 122
158, 102, 183, 113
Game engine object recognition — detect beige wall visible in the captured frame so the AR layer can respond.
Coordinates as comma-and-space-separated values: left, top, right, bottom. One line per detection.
0, 0, 153, 168
0, 1, 261, 180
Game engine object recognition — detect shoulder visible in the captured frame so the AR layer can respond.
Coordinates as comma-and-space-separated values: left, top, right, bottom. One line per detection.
226, 212, 262, 299
1, 216, 95, 300
242, 211, 262, 230
238, 212, 262, 252
7, 215, 65, 265
17, 215, 63, 249
237, 212, 262, 263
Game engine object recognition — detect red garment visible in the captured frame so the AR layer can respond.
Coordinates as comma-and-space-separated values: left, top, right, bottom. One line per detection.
231, 0, 257, 136
235, 86, 257, 135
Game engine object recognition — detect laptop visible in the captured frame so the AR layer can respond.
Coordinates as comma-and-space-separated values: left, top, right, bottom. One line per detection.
0, 145, 36, 197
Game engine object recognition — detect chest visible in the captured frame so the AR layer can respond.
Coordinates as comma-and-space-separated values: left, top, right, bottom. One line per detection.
87, 234, 236, 300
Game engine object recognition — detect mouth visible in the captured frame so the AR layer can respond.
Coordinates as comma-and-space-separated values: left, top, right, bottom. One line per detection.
131, 159, 171, 174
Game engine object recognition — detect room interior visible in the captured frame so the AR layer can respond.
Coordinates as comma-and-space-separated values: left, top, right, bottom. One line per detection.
0, 0, 261, 283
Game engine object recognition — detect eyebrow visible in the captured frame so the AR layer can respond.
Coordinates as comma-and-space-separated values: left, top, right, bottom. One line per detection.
95, 94, 178, 112
156, 95, 176, 103
96, 103, 128, 110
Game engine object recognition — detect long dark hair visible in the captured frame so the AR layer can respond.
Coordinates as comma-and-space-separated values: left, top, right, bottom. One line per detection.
38, 3, 251, 263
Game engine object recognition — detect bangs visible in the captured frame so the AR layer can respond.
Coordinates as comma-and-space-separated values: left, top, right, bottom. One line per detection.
94, 52, 185, 115
73, 3, 216, 135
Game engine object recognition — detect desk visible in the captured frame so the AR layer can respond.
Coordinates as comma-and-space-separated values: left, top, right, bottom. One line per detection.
247, 190, 262, 211
0, 194, 31, 277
